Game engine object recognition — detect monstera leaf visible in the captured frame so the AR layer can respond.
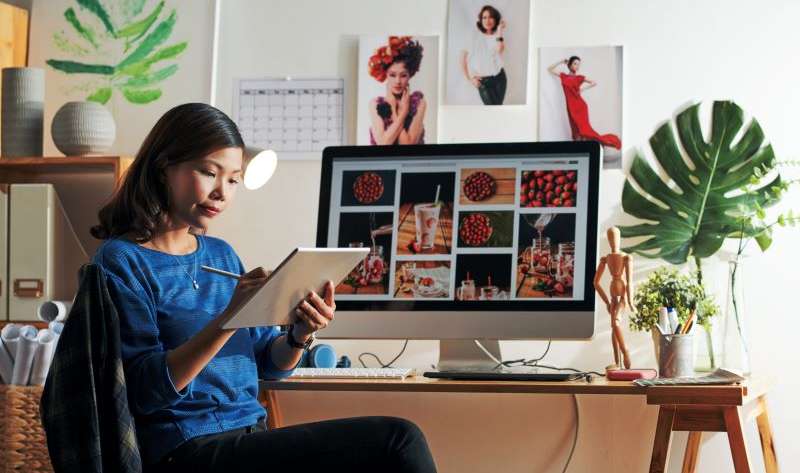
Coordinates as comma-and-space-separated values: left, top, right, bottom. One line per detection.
620, 101, 781, 265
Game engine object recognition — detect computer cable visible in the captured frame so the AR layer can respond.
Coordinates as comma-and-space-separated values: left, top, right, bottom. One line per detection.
561, 394, 579, 473
357, 339, 409, 368
473, 340, 604, 380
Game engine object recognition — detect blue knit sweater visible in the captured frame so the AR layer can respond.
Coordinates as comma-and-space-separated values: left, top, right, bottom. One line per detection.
92, 234, 293, 465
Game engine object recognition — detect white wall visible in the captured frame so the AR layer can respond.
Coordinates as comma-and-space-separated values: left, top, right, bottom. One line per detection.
212, 1, 800, 472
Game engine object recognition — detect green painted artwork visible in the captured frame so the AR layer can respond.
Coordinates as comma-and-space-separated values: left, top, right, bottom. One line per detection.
46, 0, 187, 105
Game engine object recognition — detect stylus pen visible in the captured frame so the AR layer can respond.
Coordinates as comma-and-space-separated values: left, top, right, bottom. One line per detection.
200, 265, 243, 280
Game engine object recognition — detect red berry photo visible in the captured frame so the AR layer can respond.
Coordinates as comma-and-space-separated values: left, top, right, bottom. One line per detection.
340, 170, 396, 207
519, 169, 577, 208
459, 168, 515, 205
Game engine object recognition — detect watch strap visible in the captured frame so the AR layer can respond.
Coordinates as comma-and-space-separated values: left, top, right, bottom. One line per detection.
287, 325, 314, 349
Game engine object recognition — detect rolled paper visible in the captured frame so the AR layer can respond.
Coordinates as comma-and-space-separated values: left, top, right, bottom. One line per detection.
10, 325, 37, 385
0, 336, 13, 384
29, 329, 56, 385
1, 323, 20, 362
37, 300, 72, 322
48, 321, 64, 366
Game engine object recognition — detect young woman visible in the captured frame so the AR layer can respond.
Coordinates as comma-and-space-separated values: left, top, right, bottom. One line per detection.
367, 36, 427, 145
548, 56, 621, 150
461, 5, 507, 105
90, 103, 437, 473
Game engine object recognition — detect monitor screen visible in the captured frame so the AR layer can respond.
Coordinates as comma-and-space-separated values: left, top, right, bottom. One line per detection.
316, 142, 601, 325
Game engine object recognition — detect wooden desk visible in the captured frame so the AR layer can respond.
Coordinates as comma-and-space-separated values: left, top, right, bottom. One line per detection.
260, 376, 778, 473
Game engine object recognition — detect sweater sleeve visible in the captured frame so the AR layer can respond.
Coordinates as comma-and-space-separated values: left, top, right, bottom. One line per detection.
104, 271, 190, 415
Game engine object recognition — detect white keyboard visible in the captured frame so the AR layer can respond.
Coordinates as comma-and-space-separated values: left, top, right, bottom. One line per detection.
290, 367, 414, 379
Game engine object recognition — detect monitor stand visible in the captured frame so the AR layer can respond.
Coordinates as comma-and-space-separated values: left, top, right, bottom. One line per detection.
437, 339, 502, 371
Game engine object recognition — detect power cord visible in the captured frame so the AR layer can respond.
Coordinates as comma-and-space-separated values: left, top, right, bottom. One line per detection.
472, 339, 584, 473
358, 339, 409, 368
562, 394, 579, 473
472, 340, 605, 378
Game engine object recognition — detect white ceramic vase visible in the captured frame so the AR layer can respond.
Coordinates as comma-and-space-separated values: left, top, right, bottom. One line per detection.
1, 67, 45, 157
51, 101, 116, 155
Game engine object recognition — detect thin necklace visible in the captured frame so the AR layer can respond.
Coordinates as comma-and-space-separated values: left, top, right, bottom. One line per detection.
173, 251, 199, 290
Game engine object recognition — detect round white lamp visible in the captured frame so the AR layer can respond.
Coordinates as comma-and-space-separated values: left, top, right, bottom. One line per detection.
243, 147, 278, 190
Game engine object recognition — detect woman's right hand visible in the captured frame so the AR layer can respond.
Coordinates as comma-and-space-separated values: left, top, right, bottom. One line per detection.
220, 267, 270, 324
397, 87, 411, 118
470, 76, 482, 88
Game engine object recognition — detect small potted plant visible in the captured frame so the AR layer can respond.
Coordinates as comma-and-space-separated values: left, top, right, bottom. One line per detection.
631, 268, 719, 364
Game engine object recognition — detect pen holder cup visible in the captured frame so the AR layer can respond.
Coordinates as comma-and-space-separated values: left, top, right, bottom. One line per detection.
657, 332, 695, 378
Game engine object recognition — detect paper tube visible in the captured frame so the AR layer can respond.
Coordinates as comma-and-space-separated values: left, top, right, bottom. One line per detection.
47, 321, 64, 366
10, 325, 38, 385
29, 329, 55, 386
0, 336, 13, 384
37, 300, 72, 322
1, 323, 20, 362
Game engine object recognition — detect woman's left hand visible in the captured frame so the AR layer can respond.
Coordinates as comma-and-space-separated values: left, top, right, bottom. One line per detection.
498, 19, 506, 33
293, 280, 336, 340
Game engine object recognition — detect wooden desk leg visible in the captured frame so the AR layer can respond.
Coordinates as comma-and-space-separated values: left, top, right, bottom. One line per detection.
723, 406, 752, 473
755, 396, 779, 473
681, 431, 702, 473
649, 405, 676, 473
258, 388, 284, 429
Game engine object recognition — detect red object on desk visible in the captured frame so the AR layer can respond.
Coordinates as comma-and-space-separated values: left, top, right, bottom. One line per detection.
606, 368, 658, 381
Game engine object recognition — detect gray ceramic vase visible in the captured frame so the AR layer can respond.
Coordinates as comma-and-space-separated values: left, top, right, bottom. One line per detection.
1, 67, 45, 157
51, 101, 116, 156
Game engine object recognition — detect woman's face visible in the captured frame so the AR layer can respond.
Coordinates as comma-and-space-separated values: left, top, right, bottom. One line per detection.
163, 146, 243, 230
386, 62, 410, 95
481, 10, 496, 32
569, 59, 581, 73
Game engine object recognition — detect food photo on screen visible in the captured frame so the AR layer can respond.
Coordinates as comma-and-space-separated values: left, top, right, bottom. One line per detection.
516, 213, 576, 298
396, 172, 455, 256
336, 212, 394, 295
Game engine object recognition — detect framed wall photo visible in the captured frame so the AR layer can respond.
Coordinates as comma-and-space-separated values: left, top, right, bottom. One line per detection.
356, 35, 439, 146
445, 0, 530, 106
538, 46, 624, 169
28, 0, 215, 156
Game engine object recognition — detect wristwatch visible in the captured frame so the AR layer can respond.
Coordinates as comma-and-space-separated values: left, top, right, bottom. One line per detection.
286, 325, 315, 350
496, 36, 504, 42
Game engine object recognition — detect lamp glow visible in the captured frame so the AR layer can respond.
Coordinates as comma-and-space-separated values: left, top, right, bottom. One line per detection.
243, 147, 278, 190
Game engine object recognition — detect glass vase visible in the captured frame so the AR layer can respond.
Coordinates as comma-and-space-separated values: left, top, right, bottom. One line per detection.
721, 256, 751, 375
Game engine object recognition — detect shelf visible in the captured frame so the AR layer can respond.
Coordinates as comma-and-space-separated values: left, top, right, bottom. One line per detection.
0, 155, 134, 258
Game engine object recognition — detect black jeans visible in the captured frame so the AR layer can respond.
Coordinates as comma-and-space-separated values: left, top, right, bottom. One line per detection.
147, 416, 437, 473
478, 68, 507, 105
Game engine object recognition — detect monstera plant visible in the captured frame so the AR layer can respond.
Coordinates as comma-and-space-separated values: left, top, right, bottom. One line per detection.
620, 100, 793, 370
620, 100, 781, 273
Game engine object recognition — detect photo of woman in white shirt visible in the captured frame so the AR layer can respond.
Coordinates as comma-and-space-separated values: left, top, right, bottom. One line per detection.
461, 5, 507, 105
445, 0, 530, 106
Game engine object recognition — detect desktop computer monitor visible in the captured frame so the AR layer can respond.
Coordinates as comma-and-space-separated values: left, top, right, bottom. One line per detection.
316, 141, 602, 369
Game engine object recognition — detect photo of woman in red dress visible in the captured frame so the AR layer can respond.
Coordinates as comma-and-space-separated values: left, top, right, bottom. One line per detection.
548, 56, 621, 150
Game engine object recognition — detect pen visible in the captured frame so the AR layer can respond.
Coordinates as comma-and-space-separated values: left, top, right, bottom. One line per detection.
200, 265, 243, 280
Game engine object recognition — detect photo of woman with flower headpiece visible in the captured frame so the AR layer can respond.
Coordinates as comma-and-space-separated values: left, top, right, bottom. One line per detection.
357, 35, 439, 145
445, 0, 529, 106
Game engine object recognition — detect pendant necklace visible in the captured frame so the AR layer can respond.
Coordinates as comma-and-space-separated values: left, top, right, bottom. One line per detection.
173, 251, 199, 290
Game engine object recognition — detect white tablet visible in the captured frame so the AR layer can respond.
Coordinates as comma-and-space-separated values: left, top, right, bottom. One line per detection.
221, 247, 369, 329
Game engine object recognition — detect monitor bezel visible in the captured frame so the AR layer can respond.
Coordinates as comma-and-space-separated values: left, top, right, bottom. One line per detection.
317, 141, 601, 315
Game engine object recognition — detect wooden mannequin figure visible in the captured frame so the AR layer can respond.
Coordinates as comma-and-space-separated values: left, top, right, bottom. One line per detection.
593, 226, 633, 369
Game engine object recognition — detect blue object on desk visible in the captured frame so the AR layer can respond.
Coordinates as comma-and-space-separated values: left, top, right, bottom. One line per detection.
302, 344, 337, 368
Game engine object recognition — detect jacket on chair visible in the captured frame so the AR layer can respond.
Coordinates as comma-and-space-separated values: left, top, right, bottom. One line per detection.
40, 263, 143, 473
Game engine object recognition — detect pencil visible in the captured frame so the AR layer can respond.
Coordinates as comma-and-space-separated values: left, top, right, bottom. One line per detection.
200, 265, 243, 280
680, 308, 697, 335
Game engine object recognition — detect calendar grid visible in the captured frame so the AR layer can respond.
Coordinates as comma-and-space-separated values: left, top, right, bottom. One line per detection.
235, 78, 345, 153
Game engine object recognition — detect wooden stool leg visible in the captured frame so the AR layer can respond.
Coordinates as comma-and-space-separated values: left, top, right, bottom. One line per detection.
650, 405, 676, 473
723, 407, 752, 473
681, 431, 702, 473
755, 396, 779, 473
258, 388, 284, 429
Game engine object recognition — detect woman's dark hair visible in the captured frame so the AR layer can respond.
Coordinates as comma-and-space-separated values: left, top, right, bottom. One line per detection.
90, 102, 244, 242
476, 5, 502, 34
568, 56, 581, 67
393, 40, 424, 77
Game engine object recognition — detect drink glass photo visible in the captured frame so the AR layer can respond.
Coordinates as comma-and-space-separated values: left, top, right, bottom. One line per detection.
414, 203, 441, 249
457, 279, 476, 300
